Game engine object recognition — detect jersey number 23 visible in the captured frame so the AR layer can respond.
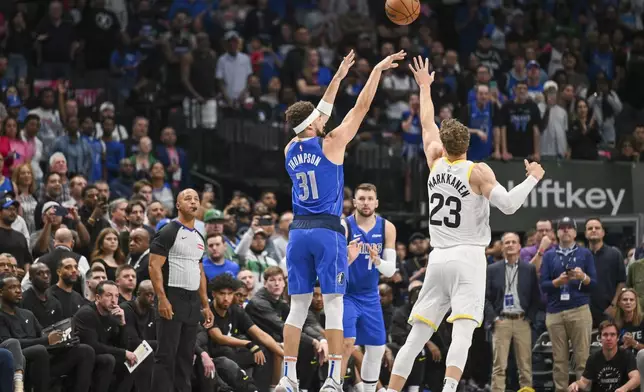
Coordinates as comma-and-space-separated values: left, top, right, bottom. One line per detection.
429, 193, 462, 228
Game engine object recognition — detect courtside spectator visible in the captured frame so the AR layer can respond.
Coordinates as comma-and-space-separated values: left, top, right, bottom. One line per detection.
540, 217, 596, 391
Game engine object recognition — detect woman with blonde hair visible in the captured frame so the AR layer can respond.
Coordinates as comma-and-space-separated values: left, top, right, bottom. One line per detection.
615, 288, 644, 353
90, 227, 125, 281
11, 163, 37, 232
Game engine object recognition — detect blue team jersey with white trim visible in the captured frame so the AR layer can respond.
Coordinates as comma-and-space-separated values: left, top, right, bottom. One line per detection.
285, 137, 343, 217
346, 215, 385, 296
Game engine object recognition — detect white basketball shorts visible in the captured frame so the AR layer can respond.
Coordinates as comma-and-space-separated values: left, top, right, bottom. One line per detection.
408, 244, 487, 329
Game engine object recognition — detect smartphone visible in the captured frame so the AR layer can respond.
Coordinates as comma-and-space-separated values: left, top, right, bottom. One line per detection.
204, 183, 213, 193
489, 81, 498, 89
53, 206, 68, 217
258, 217, 273, 226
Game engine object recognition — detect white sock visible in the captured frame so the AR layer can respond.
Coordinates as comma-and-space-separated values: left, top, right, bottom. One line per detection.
283, 356, 297, 382
354, 382, 364, 392
363, 381, 377, 392
442, 377, 459, 392
14, 373, 23, 381
328, 354, 342, 384
407, 387, 419, 392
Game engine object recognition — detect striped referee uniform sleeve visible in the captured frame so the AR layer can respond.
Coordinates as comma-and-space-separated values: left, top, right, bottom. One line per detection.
150, 223, 180, 257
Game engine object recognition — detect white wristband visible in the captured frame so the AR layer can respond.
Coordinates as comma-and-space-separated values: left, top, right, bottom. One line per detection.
317, 100, 333, 116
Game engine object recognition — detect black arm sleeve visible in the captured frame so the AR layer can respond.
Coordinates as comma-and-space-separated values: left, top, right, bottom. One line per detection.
194, 325, 209, 355
121, 305, 142, 351
18, 237, 34, 268
149, 222, 180, 257
302, 311, 324, 341
245, 297, 285, 341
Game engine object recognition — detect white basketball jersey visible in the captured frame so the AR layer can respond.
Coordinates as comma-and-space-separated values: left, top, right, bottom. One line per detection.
427, 158, 491, 248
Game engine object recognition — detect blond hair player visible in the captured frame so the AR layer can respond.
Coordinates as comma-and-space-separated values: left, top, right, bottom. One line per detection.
385, 57, 545, 392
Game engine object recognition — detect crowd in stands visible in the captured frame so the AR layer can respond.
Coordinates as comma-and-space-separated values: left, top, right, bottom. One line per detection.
0, 0, 644, 391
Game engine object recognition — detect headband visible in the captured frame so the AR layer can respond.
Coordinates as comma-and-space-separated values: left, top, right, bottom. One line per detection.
293, 100, 334, 134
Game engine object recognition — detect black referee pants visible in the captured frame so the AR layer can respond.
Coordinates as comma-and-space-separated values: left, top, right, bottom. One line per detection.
151, 288, 201, 392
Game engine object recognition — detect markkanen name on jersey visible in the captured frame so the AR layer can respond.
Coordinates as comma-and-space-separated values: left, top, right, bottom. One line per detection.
428, 173, 470, 198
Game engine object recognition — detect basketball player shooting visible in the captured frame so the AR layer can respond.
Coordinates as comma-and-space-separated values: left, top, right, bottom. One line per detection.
385, 57, 545, 392
278, 49, 407, 392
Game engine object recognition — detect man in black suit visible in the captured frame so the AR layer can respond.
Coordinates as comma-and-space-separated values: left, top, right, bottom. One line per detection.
485, 232, 540, 392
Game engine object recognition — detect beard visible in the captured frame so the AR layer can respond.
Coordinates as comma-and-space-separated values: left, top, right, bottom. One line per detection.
62, 276, 77, 286
356, 208, 374, 218
1, 216, 15, 226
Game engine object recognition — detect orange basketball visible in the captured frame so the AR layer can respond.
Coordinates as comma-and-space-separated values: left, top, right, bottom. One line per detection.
385, 0, 420, 25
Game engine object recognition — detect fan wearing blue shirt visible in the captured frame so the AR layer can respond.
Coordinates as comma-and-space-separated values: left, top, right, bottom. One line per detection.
540, 217, 597, 392
202, 233, 240, 282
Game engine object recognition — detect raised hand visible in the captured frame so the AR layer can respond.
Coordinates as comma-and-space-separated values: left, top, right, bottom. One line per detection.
524, 159, 545, 181
375, 50, 407, 72
408, 55, 435, 87
335, 50, 356, 80
348, 239, 361, 263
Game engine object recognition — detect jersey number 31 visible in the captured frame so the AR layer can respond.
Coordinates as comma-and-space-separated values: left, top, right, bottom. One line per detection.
296, 171, 320, 201
429, 194, 462, 228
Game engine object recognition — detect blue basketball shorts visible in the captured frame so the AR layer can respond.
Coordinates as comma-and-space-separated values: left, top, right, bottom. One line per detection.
286, 228, 348, 295
343, 294, 386, 346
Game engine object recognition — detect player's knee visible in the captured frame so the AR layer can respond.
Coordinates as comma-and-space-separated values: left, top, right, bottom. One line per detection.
285, 293, 313, 329
446, 318, 477, 371
322, 293, 344, 330
361, 345, 385, 382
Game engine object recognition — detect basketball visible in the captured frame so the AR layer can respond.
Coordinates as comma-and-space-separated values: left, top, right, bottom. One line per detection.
385, 0, 420, 25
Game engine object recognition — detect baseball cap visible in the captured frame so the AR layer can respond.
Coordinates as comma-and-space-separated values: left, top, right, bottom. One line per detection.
543, 80, 558, 92
156, 218, 171, 232
253, 228, 268, 237
409, 232, 425, 242
6, 95, 22, 108
99, 102, 115, 112
558, 217, 577, 231
203, 209, 224, 223
0, 192, 19, 210
527, 60, 540, 69
42, 201, 68, 217
224, 31, 240, 41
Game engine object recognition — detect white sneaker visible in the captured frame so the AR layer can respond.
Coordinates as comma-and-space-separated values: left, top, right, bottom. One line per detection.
320, 377, 343, 391
275, 376, 299, 392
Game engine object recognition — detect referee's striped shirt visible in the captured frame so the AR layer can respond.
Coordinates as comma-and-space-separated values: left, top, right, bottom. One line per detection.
150, 220, 205, 291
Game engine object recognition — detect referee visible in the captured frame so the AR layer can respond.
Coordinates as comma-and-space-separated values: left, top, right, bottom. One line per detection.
149, 189, 214, 392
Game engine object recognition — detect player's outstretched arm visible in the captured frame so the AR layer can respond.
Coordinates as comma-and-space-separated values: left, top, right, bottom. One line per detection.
317, 50, 356, 127
326, 51, 407, 148
409, 56, 442, 168
470, 159, 545, 215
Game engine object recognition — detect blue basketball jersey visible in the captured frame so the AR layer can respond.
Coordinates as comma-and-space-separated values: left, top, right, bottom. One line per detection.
285, 137, 343, 217
345, 215, 385, 296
